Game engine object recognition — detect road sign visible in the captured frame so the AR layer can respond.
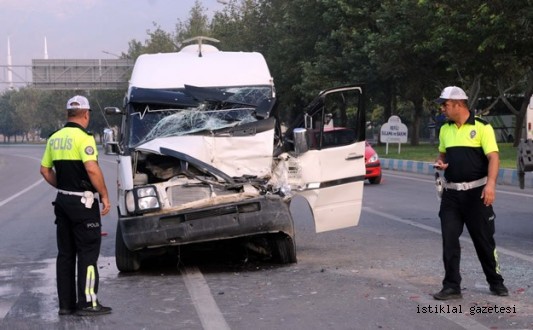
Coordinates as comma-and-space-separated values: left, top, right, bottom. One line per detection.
380, 116, 408, 154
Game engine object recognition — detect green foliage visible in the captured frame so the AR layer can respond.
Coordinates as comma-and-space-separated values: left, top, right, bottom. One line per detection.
0, 91, 18, 141
177, 0, 210, 41
126, 0, 213, 60
211, 0, 266, 52
0, 88, 125, 141
127, 23, 177, 61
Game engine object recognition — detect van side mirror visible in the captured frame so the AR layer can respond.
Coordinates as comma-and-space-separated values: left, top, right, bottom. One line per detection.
104, 142, 119, 155
105, 107, 123, 115
293, 128, 308, 154
103, 128, 119, 155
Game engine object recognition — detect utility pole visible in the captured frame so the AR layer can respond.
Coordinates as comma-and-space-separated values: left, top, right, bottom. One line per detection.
7, 37, 14, 89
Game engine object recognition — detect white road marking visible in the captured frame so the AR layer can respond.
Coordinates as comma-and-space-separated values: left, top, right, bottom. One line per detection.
181, 266, 231, 330
0, 153, 44, 208
0, 300, 14, 319
0, 179, 44, 208
0, 152, 115, 209
0, 269, 20, 319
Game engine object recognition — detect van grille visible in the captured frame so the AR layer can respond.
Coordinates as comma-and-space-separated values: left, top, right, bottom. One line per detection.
167, 186, 211, 206
166, 185, 234, 207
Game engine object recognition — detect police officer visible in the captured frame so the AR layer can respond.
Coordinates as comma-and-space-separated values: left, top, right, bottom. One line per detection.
40, 95, 112, 316
432, 86, 508, 300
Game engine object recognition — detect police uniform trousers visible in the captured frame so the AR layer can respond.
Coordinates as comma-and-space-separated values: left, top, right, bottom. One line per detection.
54, 193, 102, 310
438, 185, 504, 291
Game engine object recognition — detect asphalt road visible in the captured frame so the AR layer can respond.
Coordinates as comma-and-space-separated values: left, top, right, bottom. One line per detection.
1, 145, 533, 330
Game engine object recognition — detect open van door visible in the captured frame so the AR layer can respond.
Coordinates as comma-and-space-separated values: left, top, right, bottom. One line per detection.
285, 85, 366, 232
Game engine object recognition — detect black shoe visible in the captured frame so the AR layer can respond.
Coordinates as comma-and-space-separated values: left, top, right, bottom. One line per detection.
58, 308, 75, 316
490, 284, 509, 296
433, 288, 462, 300
76, 304, 112, 316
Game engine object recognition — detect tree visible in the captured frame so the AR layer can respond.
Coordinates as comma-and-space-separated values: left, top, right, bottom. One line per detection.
176, 0, 211, 44
126, 23, 177, 60
126, 1, 212, 59
86, 90, 125, 141
9, 88, 44, 141
430, 0, 532, 145
0, 91, 17, 142
360, 0, 445, 145
34, 90, 67, 139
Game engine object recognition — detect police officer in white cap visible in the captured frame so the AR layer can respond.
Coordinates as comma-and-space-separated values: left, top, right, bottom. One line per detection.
432, 86, 508, 300
40, 95, 112, 316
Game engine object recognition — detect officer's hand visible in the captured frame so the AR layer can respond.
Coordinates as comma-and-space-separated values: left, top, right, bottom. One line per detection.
101, 197, 111, 216
481, 183, 495, 206
433, 160, 448, 170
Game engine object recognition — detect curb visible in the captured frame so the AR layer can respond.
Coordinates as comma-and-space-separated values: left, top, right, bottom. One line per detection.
380, 159, 533, 189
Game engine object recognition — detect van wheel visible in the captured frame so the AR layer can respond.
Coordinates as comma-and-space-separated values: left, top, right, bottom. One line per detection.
270, 234, 297, 264
115, 223, 141, 272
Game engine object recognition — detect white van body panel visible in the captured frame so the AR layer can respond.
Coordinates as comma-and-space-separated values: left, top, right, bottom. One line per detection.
129, 45, 274, 90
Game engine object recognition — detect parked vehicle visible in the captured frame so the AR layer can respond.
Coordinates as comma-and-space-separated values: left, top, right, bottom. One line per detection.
517, 95, 533, 189
365, 142, 382, 184
105, 39, 367, 272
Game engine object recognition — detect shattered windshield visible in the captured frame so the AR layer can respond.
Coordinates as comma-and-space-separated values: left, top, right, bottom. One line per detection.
127, 86, 272, 147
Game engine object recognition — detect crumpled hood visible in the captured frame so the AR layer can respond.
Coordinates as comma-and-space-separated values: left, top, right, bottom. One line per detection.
135, 131, 275, 178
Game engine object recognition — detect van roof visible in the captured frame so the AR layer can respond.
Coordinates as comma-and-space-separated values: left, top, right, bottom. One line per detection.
129, 45, 274, 90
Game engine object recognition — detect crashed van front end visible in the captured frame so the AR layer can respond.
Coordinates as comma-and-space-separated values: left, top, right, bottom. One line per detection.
112, 84, 297, 271
107, 44, 367, 272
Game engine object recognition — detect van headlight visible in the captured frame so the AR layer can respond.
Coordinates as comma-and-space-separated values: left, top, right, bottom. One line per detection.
125, 186, 161, 214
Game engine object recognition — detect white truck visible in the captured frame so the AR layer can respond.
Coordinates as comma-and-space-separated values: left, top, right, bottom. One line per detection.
105, 41, 367, 272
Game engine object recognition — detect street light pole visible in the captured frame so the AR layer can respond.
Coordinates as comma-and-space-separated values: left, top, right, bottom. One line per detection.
102, 50, 122, 58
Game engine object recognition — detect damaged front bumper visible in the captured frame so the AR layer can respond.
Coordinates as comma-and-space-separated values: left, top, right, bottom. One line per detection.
119, 194, 295, 251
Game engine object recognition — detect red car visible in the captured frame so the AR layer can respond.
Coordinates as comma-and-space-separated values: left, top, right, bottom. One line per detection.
365, 142, 382, 184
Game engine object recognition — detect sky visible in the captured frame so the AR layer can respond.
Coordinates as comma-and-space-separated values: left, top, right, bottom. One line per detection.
0, 0, 227, 66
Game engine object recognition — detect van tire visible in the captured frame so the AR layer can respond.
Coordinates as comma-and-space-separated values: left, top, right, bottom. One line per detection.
115, 223, 141, 272
270, 234, 297, 264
